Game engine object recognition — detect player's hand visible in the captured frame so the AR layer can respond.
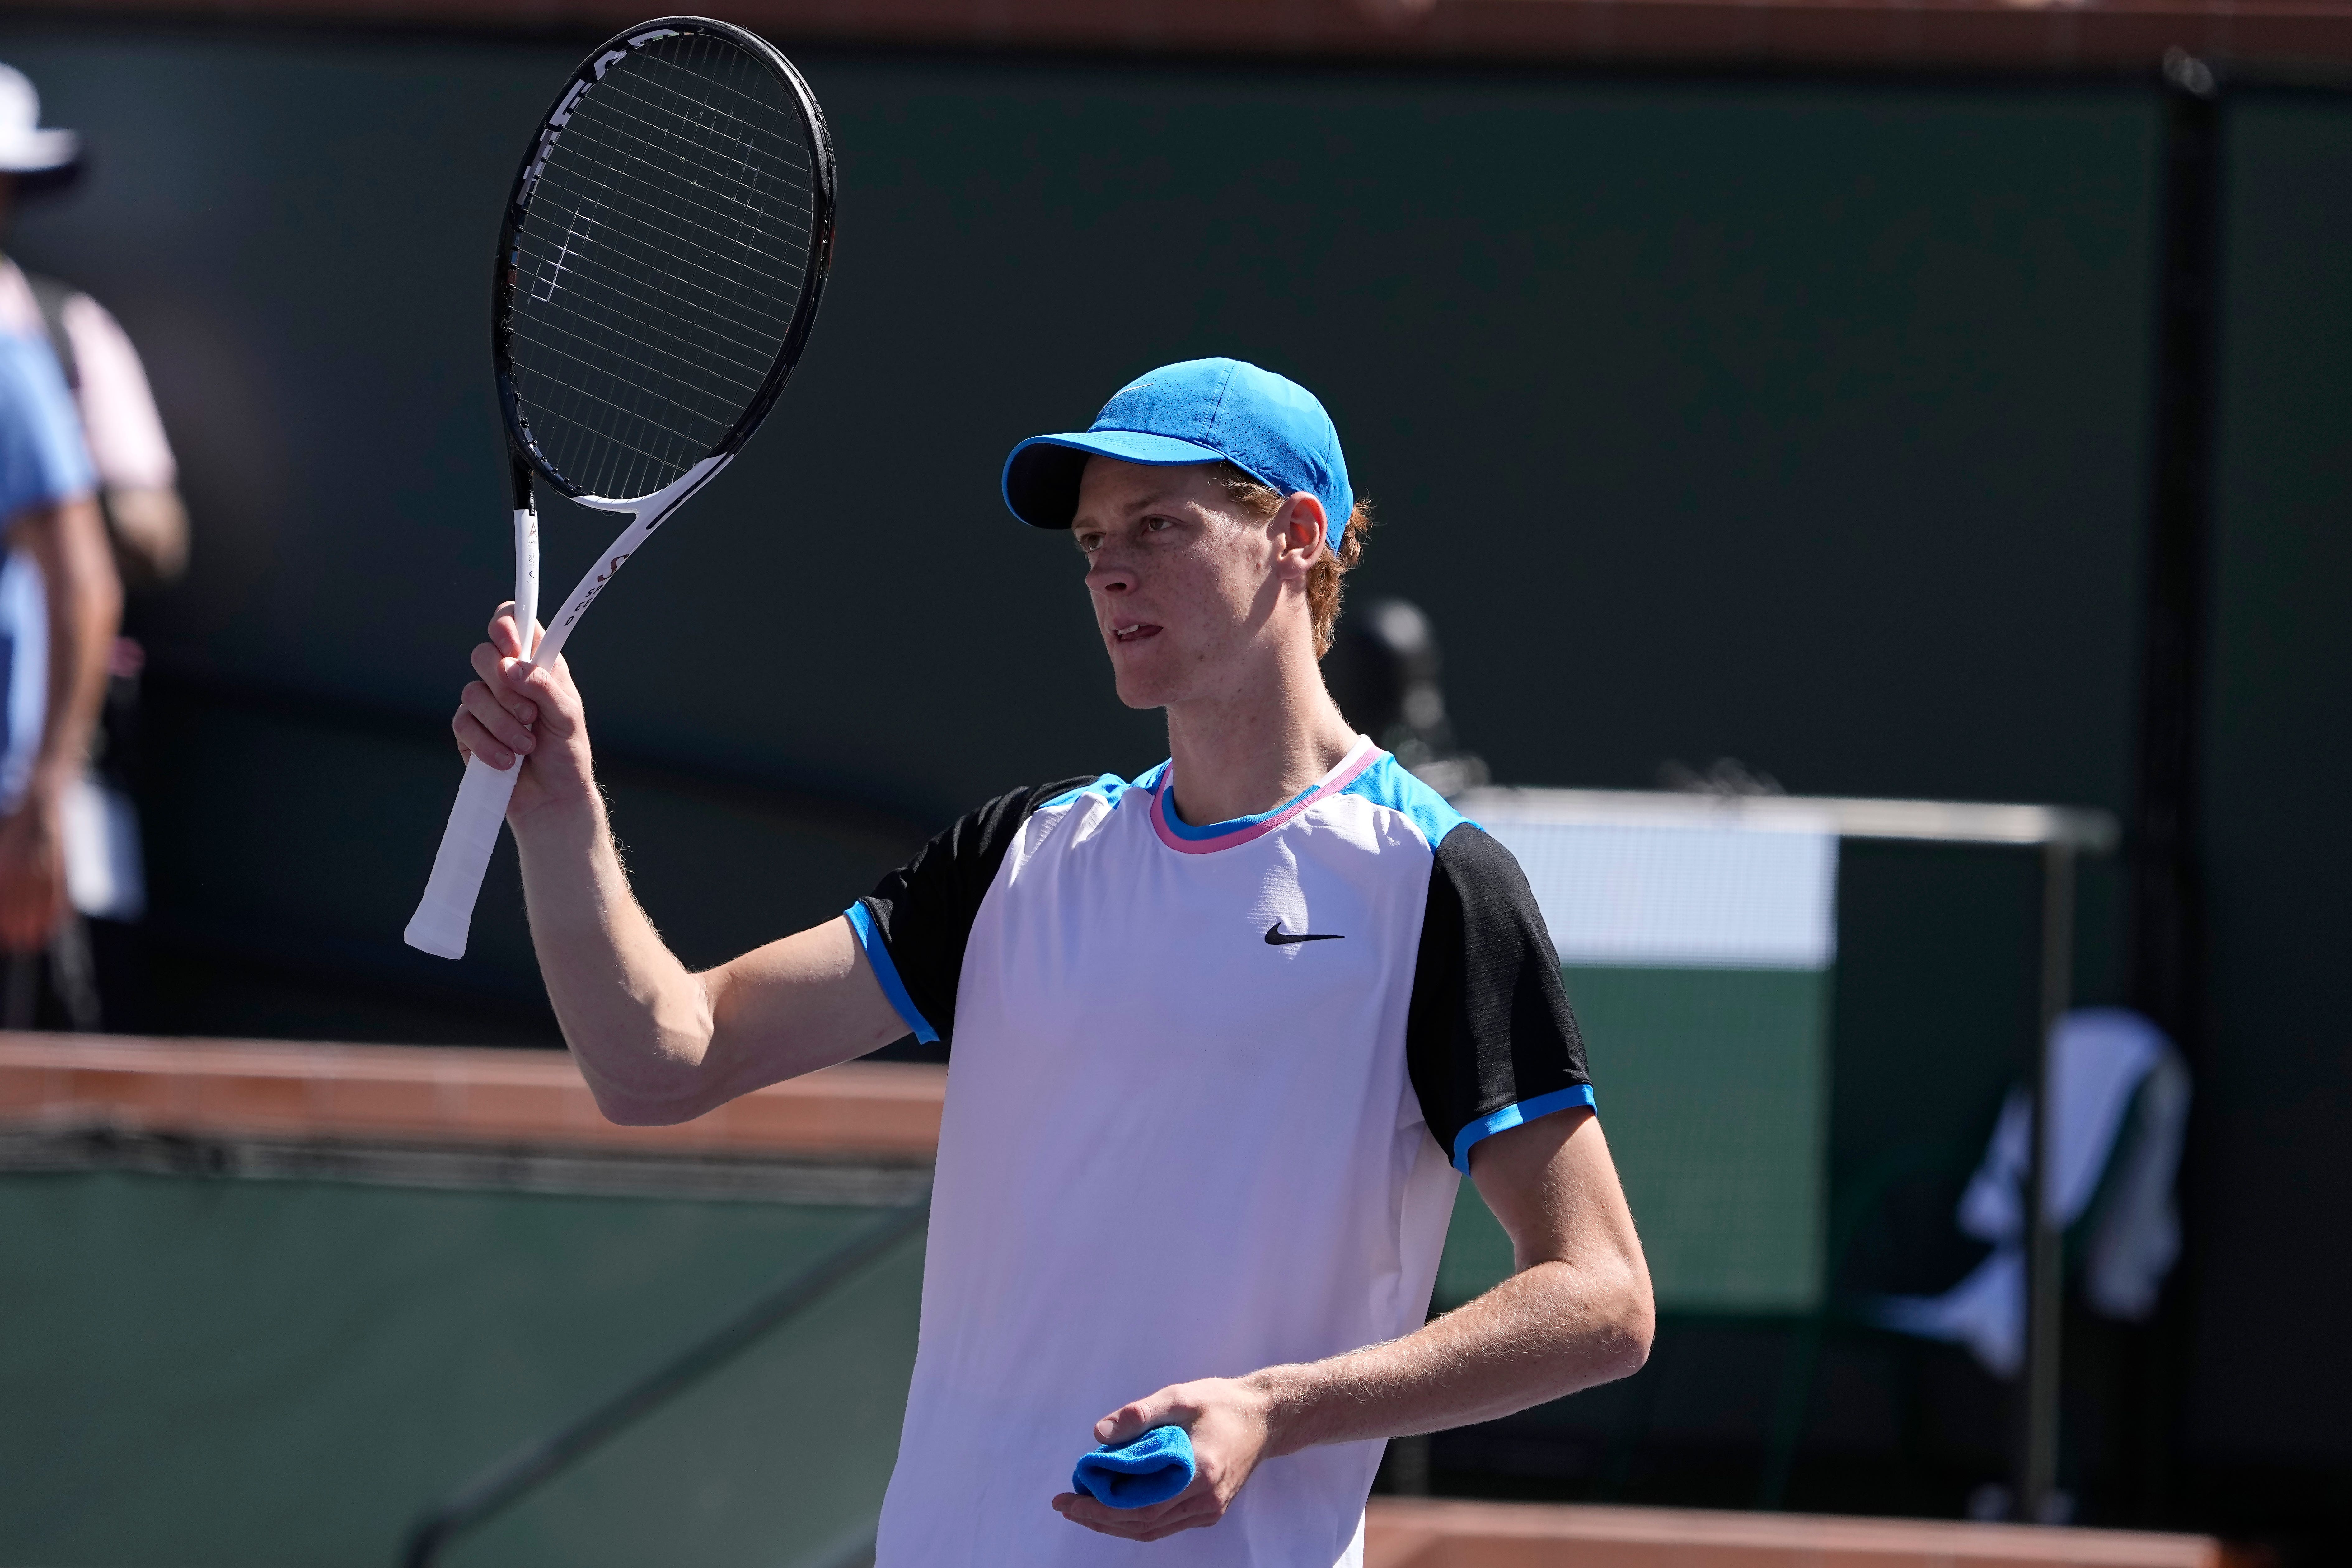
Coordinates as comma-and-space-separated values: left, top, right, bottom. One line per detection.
1049, 1376, 1277, 1542
451, 603, 598, 826
0, 791, 68, 953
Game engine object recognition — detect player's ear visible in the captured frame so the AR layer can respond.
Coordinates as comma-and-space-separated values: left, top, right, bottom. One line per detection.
1279, 492, 1327, 568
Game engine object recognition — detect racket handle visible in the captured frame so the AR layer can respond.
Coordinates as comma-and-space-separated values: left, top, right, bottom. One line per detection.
404, 754, 523, 959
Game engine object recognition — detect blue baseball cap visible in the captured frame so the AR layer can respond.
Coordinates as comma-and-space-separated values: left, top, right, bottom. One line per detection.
1002, 358, 1354, 550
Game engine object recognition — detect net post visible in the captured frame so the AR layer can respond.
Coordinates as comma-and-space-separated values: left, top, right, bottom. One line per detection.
2019, 837, 2075, 1520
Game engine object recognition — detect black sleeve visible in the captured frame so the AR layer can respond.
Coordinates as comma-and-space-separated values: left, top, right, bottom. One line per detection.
1405, 822, 1593, 1170
854, 777, 1097, 1046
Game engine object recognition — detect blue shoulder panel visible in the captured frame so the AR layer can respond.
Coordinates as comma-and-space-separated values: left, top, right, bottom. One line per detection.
843, 900, 939, 1045
1339, 752, 1474, 849
1035, 772, 1131, 814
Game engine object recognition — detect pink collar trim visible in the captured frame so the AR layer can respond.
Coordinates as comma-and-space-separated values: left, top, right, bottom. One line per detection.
1150, 736, 1382, 855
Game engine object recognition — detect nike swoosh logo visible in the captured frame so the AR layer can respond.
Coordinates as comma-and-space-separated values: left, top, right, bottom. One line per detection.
1265, 922, 1344, 945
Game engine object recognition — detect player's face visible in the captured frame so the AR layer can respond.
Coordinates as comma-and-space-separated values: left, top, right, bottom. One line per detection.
1070, 457, 1299, 711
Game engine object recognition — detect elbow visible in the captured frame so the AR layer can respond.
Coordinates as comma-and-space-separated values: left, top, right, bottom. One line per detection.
1589, 1257, 1655, 1385
584, 1070, 717, 1126
574, 1047, 718, 1128
569, 985, 723, 1127
593, 1094, 700, 1127
1615, 1298, 1656, 1381
579, 1052, 716, 1126
1615, 1263, 1657, 1378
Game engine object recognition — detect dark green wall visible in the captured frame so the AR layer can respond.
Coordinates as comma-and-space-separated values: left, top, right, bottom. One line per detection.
2187, 94, 2352, 1486
0, 1170, 921, 1567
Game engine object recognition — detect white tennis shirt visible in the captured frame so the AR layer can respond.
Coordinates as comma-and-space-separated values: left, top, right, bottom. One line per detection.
849, 735, 1594, 1566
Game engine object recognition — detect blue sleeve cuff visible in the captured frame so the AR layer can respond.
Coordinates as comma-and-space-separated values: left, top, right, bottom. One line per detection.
844, 901, 939, 1045
1451, 1084, 1597, 1174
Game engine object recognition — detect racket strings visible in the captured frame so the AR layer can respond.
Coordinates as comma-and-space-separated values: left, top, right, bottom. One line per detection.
547, 79, 813, 312
512, 41, 805, 495
507, 31, 816, 501
514, 37, 807, 456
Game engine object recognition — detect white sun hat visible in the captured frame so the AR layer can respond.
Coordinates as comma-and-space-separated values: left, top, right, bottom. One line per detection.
0, 63, 81, 178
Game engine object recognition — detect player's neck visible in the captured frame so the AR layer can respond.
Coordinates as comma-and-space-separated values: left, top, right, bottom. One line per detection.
1160, 646, 1359, 828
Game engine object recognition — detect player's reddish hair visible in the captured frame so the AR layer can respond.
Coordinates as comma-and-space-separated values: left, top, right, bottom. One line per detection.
1210, 463, 1373, 659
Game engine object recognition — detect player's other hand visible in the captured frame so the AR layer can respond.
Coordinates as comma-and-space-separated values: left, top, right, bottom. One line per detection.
452, 603, 597, 825
1050, 1377, 1276, 1542
0, 792, 68, 952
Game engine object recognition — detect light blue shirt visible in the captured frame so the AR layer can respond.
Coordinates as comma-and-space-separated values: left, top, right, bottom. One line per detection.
0, 330, 92, 811
0, 329, 91, 521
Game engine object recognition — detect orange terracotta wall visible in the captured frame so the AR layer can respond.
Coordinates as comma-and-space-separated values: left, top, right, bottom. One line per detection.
0, 1034, 944, 1159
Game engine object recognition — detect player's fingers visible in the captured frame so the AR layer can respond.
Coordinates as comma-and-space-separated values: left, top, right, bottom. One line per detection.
469, 643, 542, 723
501, 652, 566, 700
1096, 1392, 1186, 1445
1051, 1494, 1129, 1527
461, 682, 536, 757
1052, 1486, 1210, 1539
1133, 1505, 1221, 1541
1090, 1502, 1212, 1543
505, 655, 586, 733
1125, 1478, 1216, 1528
488, 602, 528, 660
453, 704, 521, 772
1052, 1500, 1154, 1539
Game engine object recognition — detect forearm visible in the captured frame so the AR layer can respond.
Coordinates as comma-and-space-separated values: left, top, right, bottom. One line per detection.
104, 485, 190, 586
455, 610, 904, 1124
1251, 1250, 1652, 1455
513, 794, 720, 1123
26, 497, 120, 799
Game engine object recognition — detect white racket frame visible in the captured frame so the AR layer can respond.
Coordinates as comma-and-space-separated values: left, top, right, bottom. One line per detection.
402, 455, 724, 959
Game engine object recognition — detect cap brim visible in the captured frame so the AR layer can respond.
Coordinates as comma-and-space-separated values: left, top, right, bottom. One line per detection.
1001, 430, 1227, 529
0, 130, 81, 177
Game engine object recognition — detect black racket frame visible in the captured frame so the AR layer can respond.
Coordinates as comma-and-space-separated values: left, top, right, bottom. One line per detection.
489, 15, 837, 510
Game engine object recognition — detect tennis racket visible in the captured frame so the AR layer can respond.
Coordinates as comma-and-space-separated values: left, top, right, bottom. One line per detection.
405, 15, 835, 959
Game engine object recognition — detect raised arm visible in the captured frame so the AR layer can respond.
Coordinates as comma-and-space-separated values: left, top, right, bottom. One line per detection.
452, 605, 907, 1124
1055, 1107, 1652, 1542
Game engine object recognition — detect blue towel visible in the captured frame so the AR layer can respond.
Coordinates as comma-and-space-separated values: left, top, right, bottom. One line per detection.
1070, 1425, 1196, 1509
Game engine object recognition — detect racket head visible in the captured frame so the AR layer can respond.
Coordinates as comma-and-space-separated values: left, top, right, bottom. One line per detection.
492, 16, 836, 507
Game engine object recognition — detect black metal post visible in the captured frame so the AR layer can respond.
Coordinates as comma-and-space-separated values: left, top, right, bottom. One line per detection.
2134, 55, 2220, 1050
2125, 45, 2223, 1524
2019, 840, 2076, 1521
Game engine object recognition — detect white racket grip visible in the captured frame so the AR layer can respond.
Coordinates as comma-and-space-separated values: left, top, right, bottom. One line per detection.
404, 754, 523, 959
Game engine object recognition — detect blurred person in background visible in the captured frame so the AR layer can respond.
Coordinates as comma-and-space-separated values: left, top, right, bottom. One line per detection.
0, 61, 144, 1030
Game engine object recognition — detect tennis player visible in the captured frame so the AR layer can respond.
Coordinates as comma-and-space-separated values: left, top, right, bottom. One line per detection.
452, 357, 1652, 1566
